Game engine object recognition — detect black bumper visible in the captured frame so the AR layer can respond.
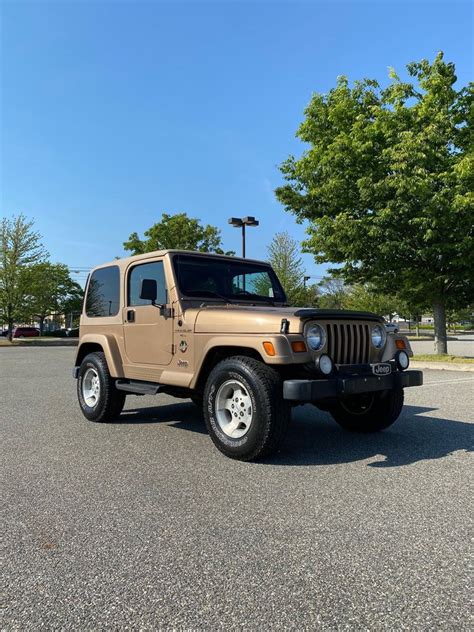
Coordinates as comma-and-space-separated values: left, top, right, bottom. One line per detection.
283, 370, 423, 401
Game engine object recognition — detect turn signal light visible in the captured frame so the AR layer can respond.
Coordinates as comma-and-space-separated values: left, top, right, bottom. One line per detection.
291, 341, 307, 353
395, 339, 406, 350
263, 341, 276, 356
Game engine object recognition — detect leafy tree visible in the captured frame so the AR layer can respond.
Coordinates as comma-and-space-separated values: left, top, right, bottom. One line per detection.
124, 212, 233, 255
0, 214, 47, 340
343, 284, 401, 319
318, 276, 349, 310
22, 263, 83, 334
276, 53, 473, 353
259, 231, 318, 306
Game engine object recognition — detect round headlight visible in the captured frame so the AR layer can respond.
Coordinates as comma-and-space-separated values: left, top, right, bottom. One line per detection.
371, 324, 386, 348
306, 323, 326, 351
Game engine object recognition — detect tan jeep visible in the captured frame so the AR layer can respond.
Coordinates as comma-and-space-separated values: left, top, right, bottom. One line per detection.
73, 250, 422, 461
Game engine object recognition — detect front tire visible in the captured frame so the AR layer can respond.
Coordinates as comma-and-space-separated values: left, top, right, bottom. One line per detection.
203, 356, 290, 461
330, 387, 404, 433
77, 352, 126, 422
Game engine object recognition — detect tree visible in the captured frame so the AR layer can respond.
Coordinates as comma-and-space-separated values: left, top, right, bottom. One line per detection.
124, 212, 233, 255
22, 263, 83, 334
260, 231, 318, 306
0, 215, 47, 340
343, 284, 401, 320
276, 53, 473, 353
318, 276, 349, 310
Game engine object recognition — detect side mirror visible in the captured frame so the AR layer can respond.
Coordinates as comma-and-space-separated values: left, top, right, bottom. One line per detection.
140, 279, 158, 304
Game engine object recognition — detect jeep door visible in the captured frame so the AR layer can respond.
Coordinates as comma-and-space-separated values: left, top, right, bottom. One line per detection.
123, 259, 174, 366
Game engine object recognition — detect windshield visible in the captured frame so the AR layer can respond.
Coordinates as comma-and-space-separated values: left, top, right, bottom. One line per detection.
173, 254, 287, 304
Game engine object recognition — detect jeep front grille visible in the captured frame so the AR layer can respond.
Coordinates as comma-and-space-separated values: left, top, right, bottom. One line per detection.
326, 322, 372, 365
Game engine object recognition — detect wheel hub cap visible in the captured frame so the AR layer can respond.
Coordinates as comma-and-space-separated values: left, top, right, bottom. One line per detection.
82, 368, 100, 407
215, 379, 253, 439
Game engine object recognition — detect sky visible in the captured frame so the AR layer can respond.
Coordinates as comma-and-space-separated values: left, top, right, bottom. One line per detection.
1, 0, 473, 287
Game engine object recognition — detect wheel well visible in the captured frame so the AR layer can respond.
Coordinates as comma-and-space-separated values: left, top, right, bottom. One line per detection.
75, 342, 104, 366
194, 346, 264, 393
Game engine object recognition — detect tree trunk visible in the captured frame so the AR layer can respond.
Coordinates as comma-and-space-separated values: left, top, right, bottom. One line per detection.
433, 299, 448, 354
7, 318, 14, 342
39, 316, 45, 336
7, 304, 13, 341
416, 322, 420, 337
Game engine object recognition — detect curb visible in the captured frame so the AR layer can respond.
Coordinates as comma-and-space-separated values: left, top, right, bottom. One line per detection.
0, 339, 78, 348
410, 361, 474, 372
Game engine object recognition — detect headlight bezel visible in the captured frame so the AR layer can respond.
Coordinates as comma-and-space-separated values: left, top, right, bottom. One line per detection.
371, 324, 387, 349
305, 322, 326, 352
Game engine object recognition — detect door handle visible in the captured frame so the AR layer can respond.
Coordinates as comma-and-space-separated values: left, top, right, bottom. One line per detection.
127, 309, 135, 322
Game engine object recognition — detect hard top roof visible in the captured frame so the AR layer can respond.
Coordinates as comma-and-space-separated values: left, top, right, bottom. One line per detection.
91, 250, 268, 272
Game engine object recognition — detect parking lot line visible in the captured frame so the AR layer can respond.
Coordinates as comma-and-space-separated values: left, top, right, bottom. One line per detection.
421, 377, 474, 386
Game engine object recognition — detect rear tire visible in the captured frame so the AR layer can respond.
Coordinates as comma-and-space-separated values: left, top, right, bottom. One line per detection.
77, 352, 126, 422
203, 356, 290, 461
330, 387, 404, 432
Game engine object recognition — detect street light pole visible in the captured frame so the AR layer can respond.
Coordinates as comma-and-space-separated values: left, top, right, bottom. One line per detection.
228, 216, 259, 258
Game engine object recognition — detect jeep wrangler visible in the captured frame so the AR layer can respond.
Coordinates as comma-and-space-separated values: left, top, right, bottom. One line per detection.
73, 250, 422, 461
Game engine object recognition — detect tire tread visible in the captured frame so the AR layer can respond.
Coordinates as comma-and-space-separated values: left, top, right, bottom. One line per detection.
204, 356, 290, 461
77, 352, 126, 423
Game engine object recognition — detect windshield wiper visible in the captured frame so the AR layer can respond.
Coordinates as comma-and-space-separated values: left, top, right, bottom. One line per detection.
233, 291, 278, 306
184, 290, 238, 303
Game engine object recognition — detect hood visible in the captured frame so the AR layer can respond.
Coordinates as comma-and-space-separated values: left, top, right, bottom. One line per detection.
192, 304, 383, 334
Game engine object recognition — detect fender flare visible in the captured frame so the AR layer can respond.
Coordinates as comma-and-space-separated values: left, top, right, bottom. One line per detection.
74, 334, 125, 378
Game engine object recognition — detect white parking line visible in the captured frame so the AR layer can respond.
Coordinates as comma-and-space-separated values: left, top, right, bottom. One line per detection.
422, 377, 474, 386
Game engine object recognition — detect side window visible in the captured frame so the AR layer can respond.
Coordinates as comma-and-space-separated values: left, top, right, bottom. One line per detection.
128, 261, 167, 307
85, 266, 120, 317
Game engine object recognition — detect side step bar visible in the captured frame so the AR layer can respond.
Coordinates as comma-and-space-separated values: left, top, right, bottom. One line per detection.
115, 380, 161, 395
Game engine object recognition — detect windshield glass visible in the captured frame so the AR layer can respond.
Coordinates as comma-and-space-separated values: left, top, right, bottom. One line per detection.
173, 254, 287, 303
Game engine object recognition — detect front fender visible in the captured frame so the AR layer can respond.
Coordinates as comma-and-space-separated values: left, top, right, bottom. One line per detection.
382, 334, 413, 361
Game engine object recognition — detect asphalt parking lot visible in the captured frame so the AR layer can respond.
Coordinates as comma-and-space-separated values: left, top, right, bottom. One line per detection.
2, 347, 472, 630
410, 334, 474, 357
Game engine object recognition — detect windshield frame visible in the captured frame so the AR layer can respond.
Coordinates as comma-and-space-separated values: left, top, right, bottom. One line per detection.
171, 253, 287, 305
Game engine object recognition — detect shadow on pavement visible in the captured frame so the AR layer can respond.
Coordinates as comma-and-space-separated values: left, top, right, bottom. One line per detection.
119, 401, 208, 434
266, 404, 473, 467
117, 401, 472, 467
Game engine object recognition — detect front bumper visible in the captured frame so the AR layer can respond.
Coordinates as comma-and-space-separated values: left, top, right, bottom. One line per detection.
283, 369, 423, 401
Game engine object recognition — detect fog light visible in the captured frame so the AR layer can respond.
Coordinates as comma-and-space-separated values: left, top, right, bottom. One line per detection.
395, 350, 409, 370
316, 354, 333, 375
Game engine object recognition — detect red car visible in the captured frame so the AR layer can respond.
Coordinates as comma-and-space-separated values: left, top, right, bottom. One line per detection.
12, 326, 40, 338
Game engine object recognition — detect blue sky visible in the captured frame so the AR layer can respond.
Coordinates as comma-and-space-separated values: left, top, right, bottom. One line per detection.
1, 0, 472, 286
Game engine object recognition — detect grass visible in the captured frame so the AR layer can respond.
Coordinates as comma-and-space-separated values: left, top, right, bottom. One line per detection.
412, 354, 474, 364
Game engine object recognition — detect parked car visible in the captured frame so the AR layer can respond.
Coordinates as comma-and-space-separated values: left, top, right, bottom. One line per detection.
44, 329, 70, 338
67, 327, 80, 337
73, 250, 422, 461
385, 322, 399, 334
0, 329, 10, 337
12, 326, 40, 338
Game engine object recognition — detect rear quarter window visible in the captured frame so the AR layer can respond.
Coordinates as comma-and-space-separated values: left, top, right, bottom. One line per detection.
85, 266, 120, 317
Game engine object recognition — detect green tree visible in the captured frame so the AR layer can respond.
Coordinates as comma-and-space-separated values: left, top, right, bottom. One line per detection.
0, 214, 47, 340
261, 231, 318, 306
276, 53, 473, 353
318, 276, 349, 310
22, 263, 83, 334
344, 284, 401, 319
124, 212, 233, 255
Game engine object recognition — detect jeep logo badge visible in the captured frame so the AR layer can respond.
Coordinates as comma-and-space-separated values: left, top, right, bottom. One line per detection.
372, 363, 392, 376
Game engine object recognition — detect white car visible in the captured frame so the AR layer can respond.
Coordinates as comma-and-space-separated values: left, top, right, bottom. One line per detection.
385, 322, 399, 334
